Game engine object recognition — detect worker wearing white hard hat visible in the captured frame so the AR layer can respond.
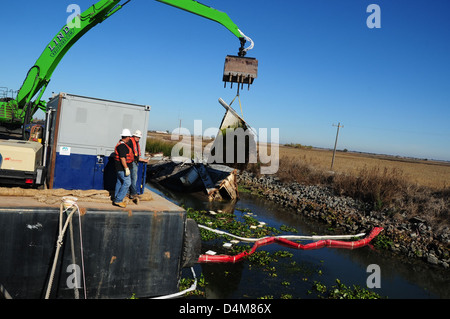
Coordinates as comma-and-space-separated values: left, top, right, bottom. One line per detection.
113, 128, 133, 208
128, 129, 149, 201
121, 128, 132, 137
133, 130, 143, 138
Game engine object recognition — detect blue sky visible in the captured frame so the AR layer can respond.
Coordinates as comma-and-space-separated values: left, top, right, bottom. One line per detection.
1, 0, 449, 160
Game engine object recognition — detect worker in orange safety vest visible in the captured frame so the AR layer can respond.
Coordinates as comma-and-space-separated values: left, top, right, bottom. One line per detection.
127, 129, 149, 200
113, 128, 133, 208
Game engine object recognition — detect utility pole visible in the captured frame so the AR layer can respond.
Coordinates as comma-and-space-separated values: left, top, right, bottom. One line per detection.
177, 110, 182, 139
331, 122, 344, 170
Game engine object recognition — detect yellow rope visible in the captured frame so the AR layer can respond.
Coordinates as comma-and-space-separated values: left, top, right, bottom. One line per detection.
238, 94, 244, 119
229, 92, 244, 119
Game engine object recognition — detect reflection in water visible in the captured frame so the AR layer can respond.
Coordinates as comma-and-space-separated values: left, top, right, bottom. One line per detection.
147, 183, 449, 299
202, 263, 245, 299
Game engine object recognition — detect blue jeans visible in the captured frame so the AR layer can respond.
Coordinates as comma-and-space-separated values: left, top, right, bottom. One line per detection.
129, 162, 138, 197
114, 170, 131, 203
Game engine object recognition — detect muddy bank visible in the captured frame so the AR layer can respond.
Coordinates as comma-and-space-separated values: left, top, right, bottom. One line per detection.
238, 171, 449, 269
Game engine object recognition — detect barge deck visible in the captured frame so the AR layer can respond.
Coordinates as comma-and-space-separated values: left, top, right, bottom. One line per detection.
0, 187, 200, 299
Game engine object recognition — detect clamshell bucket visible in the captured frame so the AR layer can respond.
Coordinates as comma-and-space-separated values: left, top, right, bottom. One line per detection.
223, 55, 258, 89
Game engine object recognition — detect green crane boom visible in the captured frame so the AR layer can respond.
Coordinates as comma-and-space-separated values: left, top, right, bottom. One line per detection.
0, 0, 253, 133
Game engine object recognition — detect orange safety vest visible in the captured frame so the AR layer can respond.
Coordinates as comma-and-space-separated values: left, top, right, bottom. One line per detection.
114, 140, 134, 164
130, 137, 141, 161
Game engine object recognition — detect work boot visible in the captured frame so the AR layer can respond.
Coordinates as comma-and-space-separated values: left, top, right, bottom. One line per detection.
114, 202, 126, 208
129, 194, 140, 204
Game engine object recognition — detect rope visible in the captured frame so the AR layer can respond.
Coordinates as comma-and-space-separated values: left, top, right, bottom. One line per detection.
44, 195, 197, 300
68, 212, 79, 299
44, 197, 87, 299
77, 204, 87, 299
229, 92, 244, 119
238, 94, 244, 119
0, 283, 12, 299
198, 224, 367, 243
151, 267, 198, 299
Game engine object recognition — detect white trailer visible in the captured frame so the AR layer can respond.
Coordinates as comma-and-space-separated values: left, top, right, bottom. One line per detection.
45, 92, 151, 191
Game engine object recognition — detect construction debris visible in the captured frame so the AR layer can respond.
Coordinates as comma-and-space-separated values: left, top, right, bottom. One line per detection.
147, 160, 238, 202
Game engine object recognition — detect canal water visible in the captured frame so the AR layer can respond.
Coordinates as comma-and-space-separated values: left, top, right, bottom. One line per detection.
146, 183, 449, 299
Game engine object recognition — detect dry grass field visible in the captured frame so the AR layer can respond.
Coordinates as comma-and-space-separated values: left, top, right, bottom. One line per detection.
278, 145, 450, 189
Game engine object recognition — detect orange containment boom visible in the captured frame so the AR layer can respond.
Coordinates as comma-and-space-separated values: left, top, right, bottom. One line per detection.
198, 227, 384, 263
223, 55, 258, 90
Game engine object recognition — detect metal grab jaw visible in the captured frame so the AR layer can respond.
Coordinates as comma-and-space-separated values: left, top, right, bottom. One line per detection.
223, 55, 258, 90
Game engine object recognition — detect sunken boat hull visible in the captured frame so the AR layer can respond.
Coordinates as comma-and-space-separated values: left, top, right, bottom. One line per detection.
147, 161, 239, 201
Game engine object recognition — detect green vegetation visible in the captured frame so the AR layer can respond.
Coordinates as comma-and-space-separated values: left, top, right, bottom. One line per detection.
146, 139, 178, 156
312, 279, 384, 299
237, 185, 252, 193
285, 143, 313, 150
185, 206, 279, 242
372, 233, 393, 250
180, 206, 384, 299
179, 274, 207, 298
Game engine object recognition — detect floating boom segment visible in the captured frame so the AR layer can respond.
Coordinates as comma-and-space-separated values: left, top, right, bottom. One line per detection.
198, 227, 384, 263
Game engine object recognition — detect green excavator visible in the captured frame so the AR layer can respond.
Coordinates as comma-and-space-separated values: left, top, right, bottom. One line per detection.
0, 0, 258, 136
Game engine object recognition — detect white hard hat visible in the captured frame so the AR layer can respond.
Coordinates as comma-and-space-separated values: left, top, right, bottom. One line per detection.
121, 129, 132, 137
133, 130, 143, 138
